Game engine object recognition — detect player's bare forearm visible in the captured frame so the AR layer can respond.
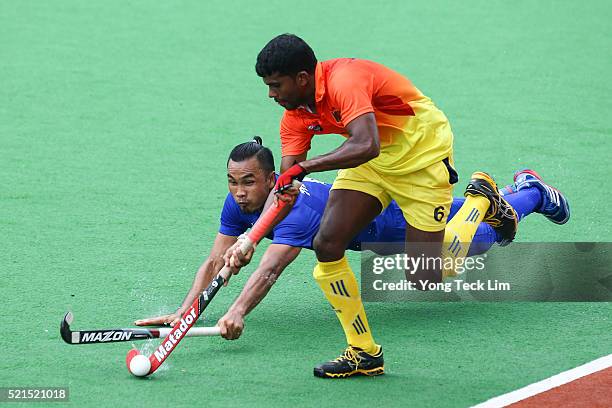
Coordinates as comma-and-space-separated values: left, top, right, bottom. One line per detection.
178, 233, 237, 313
225, 244, 301, 317
299, 113, 380, 173
280, 153, 307, 173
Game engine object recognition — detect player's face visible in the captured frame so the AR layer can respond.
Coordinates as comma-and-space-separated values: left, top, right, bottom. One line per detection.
227, 158, 275, 213
263, 72, 310, 110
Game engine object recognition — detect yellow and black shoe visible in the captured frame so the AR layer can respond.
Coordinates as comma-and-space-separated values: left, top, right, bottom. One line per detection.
313, 346, 384, 378
465, 172, 518, 246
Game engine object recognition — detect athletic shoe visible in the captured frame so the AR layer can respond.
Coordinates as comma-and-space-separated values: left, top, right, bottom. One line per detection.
513, 169, 570, 224
313, 346, 384, 378
464, 172, 518, 246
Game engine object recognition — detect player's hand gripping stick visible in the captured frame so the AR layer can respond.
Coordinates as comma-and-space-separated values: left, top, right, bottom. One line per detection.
125, 182, 299, 377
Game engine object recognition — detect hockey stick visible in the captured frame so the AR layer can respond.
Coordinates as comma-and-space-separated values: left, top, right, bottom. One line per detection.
126, 185, 297, 376
60, 312, 220, 344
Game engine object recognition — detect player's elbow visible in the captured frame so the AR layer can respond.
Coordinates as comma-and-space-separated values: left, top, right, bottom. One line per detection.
365, 142, 380, 160
357, 140, 379, 162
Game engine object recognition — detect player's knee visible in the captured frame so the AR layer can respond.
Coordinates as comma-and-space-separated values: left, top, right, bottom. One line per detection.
313, 233, 343, 261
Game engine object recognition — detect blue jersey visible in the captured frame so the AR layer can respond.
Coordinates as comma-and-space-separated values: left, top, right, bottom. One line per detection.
218, 177, 501, 256
218, 177, 407, 250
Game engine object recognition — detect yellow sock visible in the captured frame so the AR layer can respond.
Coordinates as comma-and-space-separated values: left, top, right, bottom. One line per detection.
442, 196, 490, 279
313, 257, 378, 354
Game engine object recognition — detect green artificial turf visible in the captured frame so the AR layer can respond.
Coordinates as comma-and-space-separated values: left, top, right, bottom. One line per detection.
1, 1, 610, 407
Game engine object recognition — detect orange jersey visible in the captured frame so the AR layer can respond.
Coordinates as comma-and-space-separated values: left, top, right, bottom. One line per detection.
280, 58, 426, 155
279, 58, 454, 175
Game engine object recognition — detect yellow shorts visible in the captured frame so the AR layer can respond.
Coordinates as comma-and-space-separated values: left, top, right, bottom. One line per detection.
332, 156, 457, 232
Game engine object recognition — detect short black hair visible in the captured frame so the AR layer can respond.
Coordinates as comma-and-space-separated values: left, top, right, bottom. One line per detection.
256, 34, 317, 77
227, 136, 275, 173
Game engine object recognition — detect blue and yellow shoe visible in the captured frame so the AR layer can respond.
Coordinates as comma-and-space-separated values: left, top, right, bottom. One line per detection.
314, 346, 384, 378
513, 169, 570, 224
465, 172, 518, 246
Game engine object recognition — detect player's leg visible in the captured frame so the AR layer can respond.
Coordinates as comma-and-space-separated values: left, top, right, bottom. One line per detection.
312, 188, 381, 352
452, 169, 570, 256
373, 170, 552, 260
447, 198, 497, 256
404, 224, 445, 282
438, 174, 491, 279
402, 191, 489, 283
388, 159, 518, 280
512, 169, 570, 224
445, 172, 519, 258
312, 170, 388, 378
449, 189, 529, 257
503, 188, 541, 221
313, 189, 382, 261
449, 188, 536, 257
388, 158, 477, 282
441, 172, 518, 277
499, 169, 570, 224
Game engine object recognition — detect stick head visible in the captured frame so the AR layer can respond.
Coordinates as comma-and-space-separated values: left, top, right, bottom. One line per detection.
60, 312, 76, 344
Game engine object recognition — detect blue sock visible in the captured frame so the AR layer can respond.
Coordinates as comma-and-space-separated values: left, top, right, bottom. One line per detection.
504, 187, 542, 221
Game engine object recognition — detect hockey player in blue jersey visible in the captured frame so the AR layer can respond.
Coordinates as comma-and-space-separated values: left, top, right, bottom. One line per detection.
135, 137, 569, 341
